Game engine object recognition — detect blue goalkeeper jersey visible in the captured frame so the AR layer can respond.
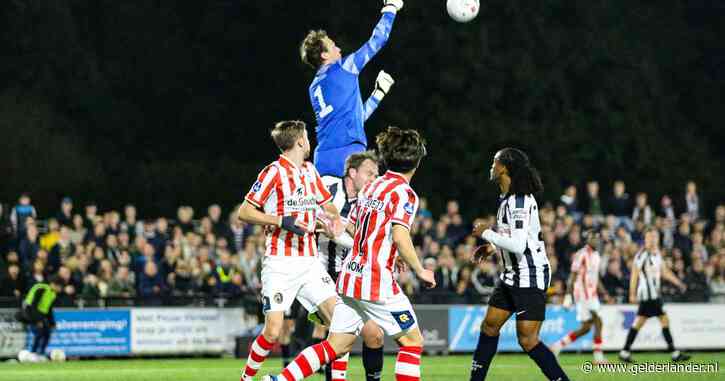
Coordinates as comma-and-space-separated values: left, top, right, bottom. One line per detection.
310, 11, 397, 177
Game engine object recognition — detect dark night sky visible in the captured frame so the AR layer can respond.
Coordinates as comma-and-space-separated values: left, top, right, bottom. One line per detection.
1, 0, 723, 218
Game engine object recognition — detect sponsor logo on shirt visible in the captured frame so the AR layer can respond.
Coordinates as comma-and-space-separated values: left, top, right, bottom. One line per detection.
403, 202, 414, 215
252, 181, 262, 193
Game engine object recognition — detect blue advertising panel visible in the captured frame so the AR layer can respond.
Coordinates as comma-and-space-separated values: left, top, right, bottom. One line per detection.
448, 305, 593, 352
27, 309, 131, 356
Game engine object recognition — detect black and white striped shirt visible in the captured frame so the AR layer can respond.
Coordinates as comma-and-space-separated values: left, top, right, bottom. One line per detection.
634, 250, 662, 302
317, 176, 356, 276
482, 194, 550, 290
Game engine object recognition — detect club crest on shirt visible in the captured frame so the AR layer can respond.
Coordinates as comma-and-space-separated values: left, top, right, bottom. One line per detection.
403, 202, 414, 215
252, 181, 262, 193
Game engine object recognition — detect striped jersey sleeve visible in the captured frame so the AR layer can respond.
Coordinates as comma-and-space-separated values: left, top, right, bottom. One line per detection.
244, 165, 279, 208
310, 164, 333, 206
390, 187, 418, 229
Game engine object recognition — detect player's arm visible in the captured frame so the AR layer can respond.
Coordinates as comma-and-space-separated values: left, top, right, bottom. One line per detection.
340, 1, 401, 76
362, 71, 395, 121
662, 264, 687, 292
237, 201, 281, 228
392, 224, 435, 288
628, 259, 639, 304
481, 197, 530, 255
597, 279, 611, 302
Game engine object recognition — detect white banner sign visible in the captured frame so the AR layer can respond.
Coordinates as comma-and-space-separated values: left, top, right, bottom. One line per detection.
130, 308, 249, 354
599, 303, 725, 350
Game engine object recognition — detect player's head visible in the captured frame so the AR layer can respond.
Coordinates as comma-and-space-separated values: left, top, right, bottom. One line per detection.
644, 226, 660, 250
300, 30, 342, 69
376, 126, 427, 175
344, 151, 379, 193
48, 276, 63, 293
270, 120, 310, 159
490, 148, 543, 195
583, 228, 601, 249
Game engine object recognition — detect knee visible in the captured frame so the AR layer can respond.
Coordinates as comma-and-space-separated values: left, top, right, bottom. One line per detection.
517, 334, 539, 352
263, 320, 283, 342
482, 321, 501, 337
362, 325, 384, 348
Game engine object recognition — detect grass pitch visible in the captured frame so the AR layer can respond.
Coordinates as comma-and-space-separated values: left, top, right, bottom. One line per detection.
2, 352, 724, 381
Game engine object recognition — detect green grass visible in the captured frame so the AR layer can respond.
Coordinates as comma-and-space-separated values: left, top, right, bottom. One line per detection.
2, 352, 724, 381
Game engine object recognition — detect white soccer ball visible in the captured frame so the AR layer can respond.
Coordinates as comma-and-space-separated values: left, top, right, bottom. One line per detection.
447, 0, 480, 23
17, 350, 31, 363
50, 349, 66, 362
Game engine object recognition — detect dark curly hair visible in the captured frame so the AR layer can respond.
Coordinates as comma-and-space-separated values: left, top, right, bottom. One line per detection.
375, 126, 427, 173
497, 148, 544, 195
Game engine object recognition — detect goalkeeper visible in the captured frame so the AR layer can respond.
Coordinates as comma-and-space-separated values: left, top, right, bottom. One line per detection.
300, 0, 402, 178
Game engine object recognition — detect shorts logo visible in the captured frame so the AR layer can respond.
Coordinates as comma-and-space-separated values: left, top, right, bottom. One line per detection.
252, 181, 262, 192
274, 292, 283, 304
403, 202, 414, 215
391, 310, 415, 330
263, 296, 271, 312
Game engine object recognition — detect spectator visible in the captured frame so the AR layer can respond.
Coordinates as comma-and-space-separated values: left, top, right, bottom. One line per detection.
10, 193, 37, 239
18, 224, 40, 270
70, 214, 86, 245
84, 202, 98, 230
681, 180, 702, 221
176, 206, 195, 234
207, 204, 225, 237
108, 266, 136, 298
685, 258, 709, 302
168, 260, 196, 296
601, 259, 628, 303
659, 195, 676, 220
50, 226, 75, 267
582, 180, 604, 220
137, 261, 165, 305
673, 223, 693, 267
28, 259, 46, 288
609, 180, 633, 229
228, 211, 245, 254
56, 265, 78, 306
559, 184, 580, 219
80, 274, 102, 301
56, 197, 74, 227
0, 263, 26, 300
122, 204, 141, 241
632, 192, 653, 225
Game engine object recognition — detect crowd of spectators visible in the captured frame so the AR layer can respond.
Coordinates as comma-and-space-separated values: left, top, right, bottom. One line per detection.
1, 179, 724, 309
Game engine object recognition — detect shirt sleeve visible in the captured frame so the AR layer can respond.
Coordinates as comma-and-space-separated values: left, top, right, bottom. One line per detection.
244, 165, 279, 209
390, 187, 419, 230
312, 165, 333, 206
362, 95, 381, 121
340, 12, 396, 75
482, 195, 530, 255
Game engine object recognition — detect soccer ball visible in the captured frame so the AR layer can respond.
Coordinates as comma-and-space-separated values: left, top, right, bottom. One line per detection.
50, 349, 66, 362
447, 0, 480, 23
17, 350, 31, 363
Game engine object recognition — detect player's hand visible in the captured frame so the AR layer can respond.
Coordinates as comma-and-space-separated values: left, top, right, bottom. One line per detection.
395, 256, 408, 273
372, 70, 395, 100
472, 220, 491, 238
280, 215, 307, 236
382, 0, 403, 13
562, 294, 573, 309
472, 242, 495, 263
416, 268, 436, 288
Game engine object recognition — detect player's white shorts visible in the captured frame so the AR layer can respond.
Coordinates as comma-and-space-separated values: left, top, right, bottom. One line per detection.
261, 256, 337, 314
575, 298, 601, 322
329, 293, 418, 338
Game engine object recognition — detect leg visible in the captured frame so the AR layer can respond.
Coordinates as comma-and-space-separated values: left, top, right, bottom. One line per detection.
552, 320, 592, 355
619, 315, 647, 362
658, 314, 690, 361
271, 297, 363, 381
361, 321, 385, 381
591, 313, 605, 362
469, 306, 512, 381
242, 311, 284, 380
518, 320, 570, 381
394, 327, 425, 381
280, 317, 296, 367
37, 322, 51, 356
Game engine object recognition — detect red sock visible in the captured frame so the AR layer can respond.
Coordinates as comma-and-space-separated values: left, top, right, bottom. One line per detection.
331, 352, 349, 381
280, 340, 337, 381
395, 346, 422, 381
593, 337, 603, 352
242, 335, 274, 380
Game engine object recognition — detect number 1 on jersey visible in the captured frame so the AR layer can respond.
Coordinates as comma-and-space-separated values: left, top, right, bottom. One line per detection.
314, 86, 334, 119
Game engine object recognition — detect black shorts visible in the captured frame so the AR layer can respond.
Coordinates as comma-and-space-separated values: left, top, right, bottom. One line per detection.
488, 283, 546, 321
637, 299, 665, 318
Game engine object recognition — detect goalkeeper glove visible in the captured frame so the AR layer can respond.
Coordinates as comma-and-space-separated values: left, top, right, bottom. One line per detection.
279, 215, 306, 236
372, 70, 395, 101
382, 0, 403, 13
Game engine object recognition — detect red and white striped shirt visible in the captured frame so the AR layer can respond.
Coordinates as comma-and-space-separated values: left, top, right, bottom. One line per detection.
337, 171, 419, 302
244, 155, 332, 257
571, 245, 601, 302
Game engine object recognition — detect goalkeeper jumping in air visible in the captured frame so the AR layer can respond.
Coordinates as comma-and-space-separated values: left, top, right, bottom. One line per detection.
300, 0, 402, 178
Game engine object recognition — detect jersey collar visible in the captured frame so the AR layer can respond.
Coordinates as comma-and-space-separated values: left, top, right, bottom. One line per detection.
384, 170, 409, 183
278, 155, 301, 172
